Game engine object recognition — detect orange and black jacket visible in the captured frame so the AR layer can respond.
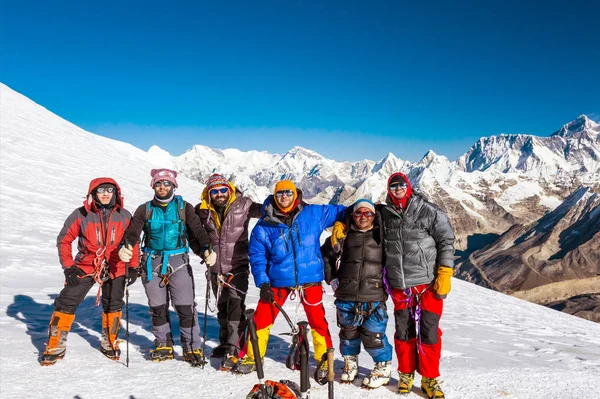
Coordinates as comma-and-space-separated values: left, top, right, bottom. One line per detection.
57, 177, 139, 278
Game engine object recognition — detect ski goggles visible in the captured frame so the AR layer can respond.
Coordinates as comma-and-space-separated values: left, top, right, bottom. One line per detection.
275, 189, 294, 198
352, 210, 375, 218
390, 182, 408, 190
210, 187, 229, 195
154, 181, 173, 188
96, 187, 115, 194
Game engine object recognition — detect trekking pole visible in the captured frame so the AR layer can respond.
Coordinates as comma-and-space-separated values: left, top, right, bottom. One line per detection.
298, 321, 310, 399
125, 260, 130, 368
244, 309, 268, 398
327, 347, 334, 398
201, 263, 209, 369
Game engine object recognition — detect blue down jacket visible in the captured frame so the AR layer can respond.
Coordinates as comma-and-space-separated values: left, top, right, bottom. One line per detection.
249, 196, 346, 288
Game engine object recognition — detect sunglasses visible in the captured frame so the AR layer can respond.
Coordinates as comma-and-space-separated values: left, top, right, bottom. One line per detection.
352, 210, 375, 218
96, 187, 115, 194
154, 181, 173, 188
390, 182, 408, 190
275, 190, 294, 198
210, 187, 229, 195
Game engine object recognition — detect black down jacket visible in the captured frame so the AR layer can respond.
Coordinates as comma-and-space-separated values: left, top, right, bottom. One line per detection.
379, 193, 455, 290
321, 215, 387, 302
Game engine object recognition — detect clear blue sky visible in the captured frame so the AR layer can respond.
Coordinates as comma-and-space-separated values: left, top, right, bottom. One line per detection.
2, 0, 599, 162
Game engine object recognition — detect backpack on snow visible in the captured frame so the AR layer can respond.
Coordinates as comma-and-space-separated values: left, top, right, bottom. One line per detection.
246, 380, 301, 399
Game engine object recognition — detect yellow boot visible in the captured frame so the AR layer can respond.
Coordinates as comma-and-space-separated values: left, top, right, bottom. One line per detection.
100, 311, 122, 360
41, 311, 75, 366
398, 372, 414, 395
421, 377, 445, 399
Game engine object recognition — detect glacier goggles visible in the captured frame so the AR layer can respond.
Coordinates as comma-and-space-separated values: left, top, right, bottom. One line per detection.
210, 187, 229, 195
96, 187, 115, 194
154, 180, 173, 188
352, 210, 375, 218
275, 189, 294, 198
389, 182, 408, 190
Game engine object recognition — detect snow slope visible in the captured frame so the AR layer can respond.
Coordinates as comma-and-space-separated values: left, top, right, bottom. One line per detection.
1, 83, 600, 398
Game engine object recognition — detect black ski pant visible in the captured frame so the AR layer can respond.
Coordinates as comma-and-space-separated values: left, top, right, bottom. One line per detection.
210, 270, 248, 355
54, 275, 126, 314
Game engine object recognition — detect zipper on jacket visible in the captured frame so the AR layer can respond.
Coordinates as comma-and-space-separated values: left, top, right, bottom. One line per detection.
399, 223, 406, 289
110, 226, 116, 245
417, 243, 430, 278
356, 231, 366, 301
96, 226, 102, 246
281, 229, 289, 251
289, 228, 299, 288
295, 223, 302, 247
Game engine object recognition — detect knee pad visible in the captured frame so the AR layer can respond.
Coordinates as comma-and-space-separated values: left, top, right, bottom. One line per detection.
175, 304, 195, 328
359, 327, 384, 350
394, 309, 416, 341
339, 325, 360, 341
420, 310, 441, 345
149, 304, 170, 326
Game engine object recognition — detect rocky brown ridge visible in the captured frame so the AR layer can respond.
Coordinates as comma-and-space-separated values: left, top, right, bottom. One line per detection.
455, 185, 600, 322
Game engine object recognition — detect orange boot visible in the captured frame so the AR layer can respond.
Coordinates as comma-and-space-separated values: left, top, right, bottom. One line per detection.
41, 311, 75, 366
100, 311, 122, 360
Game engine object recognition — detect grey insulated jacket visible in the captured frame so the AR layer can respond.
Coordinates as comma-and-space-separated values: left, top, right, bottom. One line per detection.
379, 194, 455, 290
195, 187, 262, 274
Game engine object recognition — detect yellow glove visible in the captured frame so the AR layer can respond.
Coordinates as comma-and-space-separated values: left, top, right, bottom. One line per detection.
330, 221, 347, 248
433, 266, 453, 298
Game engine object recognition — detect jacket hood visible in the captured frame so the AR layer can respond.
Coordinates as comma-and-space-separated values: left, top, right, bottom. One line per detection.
261, 189, 305, 223
200, 179, 237, 208
386, 172, 413, 210
84, 177, 123, 211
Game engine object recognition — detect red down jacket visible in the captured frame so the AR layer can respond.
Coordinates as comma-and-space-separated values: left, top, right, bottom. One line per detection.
57, 177, 139, 278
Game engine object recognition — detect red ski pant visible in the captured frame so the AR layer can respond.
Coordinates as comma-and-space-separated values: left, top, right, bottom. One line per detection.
391, 284, 443, 378
242, 285, 333, 362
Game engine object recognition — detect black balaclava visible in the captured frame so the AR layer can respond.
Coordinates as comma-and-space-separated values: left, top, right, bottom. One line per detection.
93, 183, 117, 209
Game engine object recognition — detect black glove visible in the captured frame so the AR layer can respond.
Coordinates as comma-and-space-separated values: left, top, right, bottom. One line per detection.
64, 267, 85, 285
126, 269, 138, 286
259, 283, 274, 302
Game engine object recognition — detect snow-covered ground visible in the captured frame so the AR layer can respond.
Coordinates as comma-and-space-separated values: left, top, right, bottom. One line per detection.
1, 83, 600, 398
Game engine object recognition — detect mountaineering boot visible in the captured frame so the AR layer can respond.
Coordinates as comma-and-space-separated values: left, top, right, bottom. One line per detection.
210, 345, 229, 358
99, 311, 122, 360
150, 345, 174, 362
220, 353, 238, 371
314, 355, 329, 386
41, 311, 75, 366
233, 357, 257, 374
361, 360, 392, 389
421, 377, 445, 399
183, 349, 206, 367
397, 372, 415, 395
340, 355, 359, 383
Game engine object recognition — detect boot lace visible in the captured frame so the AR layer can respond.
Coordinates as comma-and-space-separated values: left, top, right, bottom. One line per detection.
399, 372, 414, 386
423, 377, 442, 392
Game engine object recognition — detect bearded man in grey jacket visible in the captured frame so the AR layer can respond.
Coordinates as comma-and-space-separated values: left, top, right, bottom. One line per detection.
194, 174, 262, 370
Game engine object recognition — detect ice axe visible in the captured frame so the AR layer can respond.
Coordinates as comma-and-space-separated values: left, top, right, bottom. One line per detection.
245, 309, 268, 398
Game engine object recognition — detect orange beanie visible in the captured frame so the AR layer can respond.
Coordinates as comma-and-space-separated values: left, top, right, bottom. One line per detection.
274, 180, 298, 214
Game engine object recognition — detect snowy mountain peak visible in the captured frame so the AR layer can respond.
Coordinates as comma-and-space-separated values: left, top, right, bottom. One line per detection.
371, 152, 409, 174
420, 150, 438, 163
283, 146, 324, 160
552, 114, 599, 138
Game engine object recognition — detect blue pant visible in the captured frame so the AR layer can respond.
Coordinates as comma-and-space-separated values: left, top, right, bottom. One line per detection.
335, 299, 393, 362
